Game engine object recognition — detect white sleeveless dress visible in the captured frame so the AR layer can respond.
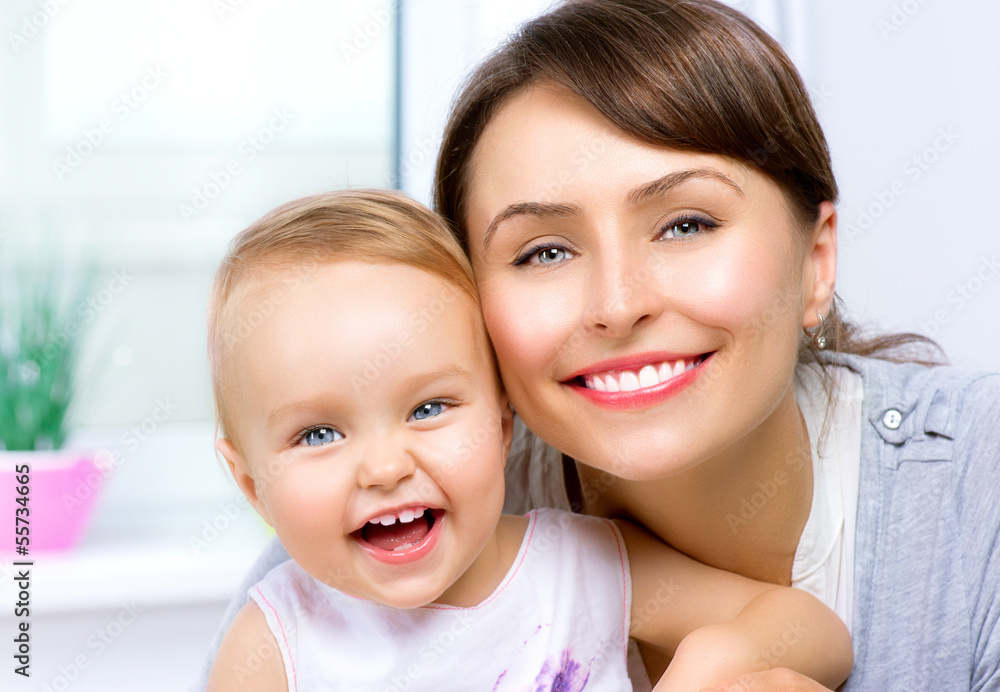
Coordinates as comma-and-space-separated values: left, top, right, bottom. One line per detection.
249, 508, 635, 691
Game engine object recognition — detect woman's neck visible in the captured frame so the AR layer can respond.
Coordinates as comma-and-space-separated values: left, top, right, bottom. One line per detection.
577, 389, 813, 586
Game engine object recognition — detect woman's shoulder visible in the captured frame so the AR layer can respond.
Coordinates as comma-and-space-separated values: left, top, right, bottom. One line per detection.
832, 352, 1000, 513
821, 352, 999, 496
823, 351, 1000, 424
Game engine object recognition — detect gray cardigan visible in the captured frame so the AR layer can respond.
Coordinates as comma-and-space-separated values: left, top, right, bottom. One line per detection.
832, 353, 999, 690
193, 353, 1000, 690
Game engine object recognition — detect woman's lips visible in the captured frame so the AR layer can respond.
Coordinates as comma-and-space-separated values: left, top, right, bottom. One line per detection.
566, 353, 712, 409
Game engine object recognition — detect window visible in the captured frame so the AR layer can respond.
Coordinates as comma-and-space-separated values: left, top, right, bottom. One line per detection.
4, 0, 397, 263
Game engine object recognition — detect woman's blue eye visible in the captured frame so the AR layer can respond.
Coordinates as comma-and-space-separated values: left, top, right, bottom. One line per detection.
660, 218, 714, 240
301, 427, 343, 446
515, 245, 572, 266
536, 247, 565, 264
411, 401, 446, 421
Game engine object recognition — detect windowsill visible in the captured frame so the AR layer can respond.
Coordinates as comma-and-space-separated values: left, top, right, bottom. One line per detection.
17, 503, 272, 615
0, 421, 274, 615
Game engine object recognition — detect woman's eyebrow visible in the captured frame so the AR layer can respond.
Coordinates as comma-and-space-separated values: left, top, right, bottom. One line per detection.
483, 201, 580, 253
627, 168, 745, 205
481, 168, 742, 253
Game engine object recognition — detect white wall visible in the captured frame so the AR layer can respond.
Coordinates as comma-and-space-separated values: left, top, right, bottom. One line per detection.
802, 0, 999, 370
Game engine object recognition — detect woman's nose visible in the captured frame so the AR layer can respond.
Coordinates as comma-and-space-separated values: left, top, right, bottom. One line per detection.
356, 439, 417, 490
584, 247, 663, 338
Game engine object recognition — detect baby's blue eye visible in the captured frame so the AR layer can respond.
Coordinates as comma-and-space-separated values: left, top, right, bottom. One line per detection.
301, 427, 343, 446
411, 401, 446, 421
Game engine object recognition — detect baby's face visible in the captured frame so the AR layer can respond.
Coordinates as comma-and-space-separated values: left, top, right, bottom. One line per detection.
223, 261, 510, 609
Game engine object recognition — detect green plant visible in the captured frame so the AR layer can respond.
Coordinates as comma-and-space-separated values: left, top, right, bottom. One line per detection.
0, 262, 94, 451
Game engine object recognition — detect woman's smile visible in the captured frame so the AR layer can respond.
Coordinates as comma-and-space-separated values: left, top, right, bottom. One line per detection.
562, 351, 713, 409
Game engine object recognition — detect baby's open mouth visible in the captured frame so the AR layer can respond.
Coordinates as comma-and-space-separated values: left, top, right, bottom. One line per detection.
356, 508, 440, 552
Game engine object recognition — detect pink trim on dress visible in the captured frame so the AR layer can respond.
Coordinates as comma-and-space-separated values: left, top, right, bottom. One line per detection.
605, 520, 630, 658
255, 585, 299, 691
424, 511, 539, 612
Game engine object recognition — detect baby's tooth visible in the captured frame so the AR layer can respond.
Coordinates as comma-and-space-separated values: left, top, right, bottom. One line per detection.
392, 542, 414, 552
378, 515, 395, 526
399, 509, 415, 524
620, 371, 640, 392
638, 365, 658, 388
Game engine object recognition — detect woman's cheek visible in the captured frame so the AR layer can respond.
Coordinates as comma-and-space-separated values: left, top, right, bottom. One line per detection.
685, 242, 794, 336
481, 278, 577, 380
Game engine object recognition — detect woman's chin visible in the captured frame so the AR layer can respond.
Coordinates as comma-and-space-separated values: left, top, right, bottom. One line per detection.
573, 440, 710, 483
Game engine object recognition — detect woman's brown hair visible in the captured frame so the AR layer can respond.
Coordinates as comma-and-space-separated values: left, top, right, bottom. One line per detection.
434, 0, 940, 366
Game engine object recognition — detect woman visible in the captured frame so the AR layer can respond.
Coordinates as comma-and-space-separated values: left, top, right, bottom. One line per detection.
200, 1, 1000, 689
431, 0, 999, 689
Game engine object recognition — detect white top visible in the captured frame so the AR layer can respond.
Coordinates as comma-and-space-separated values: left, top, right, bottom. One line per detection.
249, 508, 635, 691
791, 365, 864, 633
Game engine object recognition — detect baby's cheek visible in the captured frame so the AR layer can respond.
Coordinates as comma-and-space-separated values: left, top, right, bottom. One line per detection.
267, 469, 335, 521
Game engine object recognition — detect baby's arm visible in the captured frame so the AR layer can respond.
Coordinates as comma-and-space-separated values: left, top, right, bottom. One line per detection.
615, 520, 852, 691
206, 602, 288, 692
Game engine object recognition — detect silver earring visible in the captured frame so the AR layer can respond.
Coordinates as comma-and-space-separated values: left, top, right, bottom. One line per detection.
804, 311, 827, 350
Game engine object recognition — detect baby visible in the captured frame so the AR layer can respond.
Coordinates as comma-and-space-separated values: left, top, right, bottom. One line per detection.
205, 189, 852, 691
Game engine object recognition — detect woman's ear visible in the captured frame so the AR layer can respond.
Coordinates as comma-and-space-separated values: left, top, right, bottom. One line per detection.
802, 200, 838, 328
216, 438, 272, 526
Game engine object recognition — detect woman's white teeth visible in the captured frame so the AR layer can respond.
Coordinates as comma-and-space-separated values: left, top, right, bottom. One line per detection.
583, 359, 700, 392
639, 365, 658, 388
619, 371, 640, 392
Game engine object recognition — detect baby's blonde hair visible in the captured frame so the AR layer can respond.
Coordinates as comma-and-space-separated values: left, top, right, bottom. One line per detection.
207, 189, 482, 445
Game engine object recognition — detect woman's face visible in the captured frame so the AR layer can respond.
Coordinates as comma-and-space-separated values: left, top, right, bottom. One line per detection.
464, 85, 836, 480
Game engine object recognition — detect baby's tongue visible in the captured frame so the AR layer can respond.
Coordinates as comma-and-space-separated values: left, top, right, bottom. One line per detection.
363, 516, 430, 551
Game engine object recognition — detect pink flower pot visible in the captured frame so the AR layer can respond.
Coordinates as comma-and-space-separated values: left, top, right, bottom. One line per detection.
0, 451, 102, 554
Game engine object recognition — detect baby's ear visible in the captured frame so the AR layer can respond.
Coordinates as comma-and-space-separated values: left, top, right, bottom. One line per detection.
215, 438, 272, 525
